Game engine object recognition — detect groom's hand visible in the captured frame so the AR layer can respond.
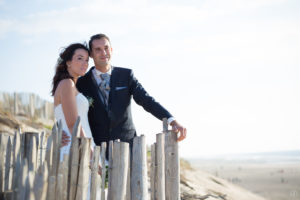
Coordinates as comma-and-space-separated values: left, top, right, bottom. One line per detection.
170, 120, 187, 142
61, 131, 71, 147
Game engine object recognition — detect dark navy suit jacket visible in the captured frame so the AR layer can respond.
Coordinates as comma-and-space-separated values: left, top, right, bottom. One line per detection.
76, 66, 172, 146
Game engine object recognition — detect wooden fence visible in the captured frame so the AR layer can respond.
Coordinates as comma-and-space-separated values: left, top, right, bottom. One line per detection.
0, 118, 179, 200
0, 92, 54, 120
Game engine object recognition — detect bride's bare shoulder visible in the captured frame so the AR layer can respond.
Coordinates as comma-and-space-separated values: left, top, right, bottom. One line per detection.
57, 79, 75, 90
55, 79, 76, 98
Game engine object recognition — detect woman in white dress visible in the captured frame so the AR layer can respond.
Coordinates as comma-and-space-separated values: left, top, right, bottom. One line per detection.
51, 43, 95, 155
51, 43, 98, 199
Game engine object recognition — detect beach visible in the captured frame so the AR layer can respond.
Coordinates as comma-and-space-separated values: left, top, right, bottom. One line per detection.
189, 153, 300, 200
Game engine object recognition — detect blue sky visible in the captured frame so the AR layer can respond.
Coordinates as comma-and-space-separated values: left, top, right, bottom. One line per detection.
1, 0, 300, 158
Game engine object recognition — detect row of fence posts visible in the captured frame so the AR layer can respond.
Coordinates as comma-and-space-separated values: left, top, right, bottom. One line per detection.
0, 92, 53, 120
0, 118, 179, 200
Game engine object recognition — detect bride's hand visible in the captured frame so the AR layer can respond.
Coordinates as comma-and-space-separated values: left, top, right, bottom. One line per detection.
61, 131, 71, 147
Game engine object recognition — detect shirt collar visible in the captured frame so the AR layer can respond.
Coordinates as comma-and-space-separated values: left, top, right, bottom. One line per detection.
94, 67, 112, 76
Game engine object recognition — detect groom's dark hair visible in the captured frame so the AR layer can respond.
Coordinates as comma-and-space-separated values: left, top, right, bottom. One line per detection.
89, 33, 111, 51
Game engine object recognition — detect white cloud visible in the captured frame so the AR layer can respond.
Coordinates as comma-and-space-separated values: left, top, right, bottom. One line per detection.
0, 0, 290, 37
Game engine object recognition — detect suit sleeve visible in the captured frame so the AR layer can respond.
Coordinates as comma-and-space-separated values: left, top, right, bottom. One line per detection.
129, 70, 173, 121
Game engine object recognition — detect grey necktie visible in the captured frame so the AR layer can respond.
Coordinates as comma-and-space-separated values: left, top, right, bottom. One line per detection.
99, 73, 110, 105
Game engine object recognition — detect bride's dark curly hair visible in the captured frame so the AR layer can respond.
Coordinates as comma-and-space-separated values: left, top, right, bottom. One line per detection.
51, 43, 89, 96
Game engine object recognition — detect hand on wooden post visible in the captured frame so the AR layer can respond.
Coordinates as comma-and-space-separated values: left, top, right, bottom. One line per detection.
61, 130, 71, 147
170, 120, 187, 142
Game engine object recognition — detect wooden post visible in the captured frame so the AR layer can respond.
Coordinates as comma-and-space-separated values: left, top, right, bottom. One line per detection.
90, 146, 100, 200
11, 130, 21, 195
14, 92, 18, 115
0, 134, 6, 192
150, 143, 156, 200
110, 141, 129, 200
45, 134, 53, 181
61, 154, 69, 200
51, 123, 59, 176
156, 133, 165, 200
27, 171, 36, 200
100, 142, 107, 200
76, 138, 91, 200
165, 131, 180, 200
68, 137, 80, 200
33, 162, 48, 200
12, 145, 22, 199
131, 135, 148, 200
107, 140, 114, 200
44, 102, 48, 119
163, 118, 168, 133
17, 159, 28, 200
38, 131, 47, 170
27, 134, 37, 172
126, 150, 131, 200
30, 93, 35, 118
47, 176, 56, 200
68, 117, 81, 200
56, 174, 64, 200
4, 136, 13, 191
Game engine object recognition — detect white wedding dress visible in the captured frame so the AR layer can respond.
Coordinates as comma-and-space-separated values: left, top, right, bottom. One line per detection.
55, 93, 95, 158
54, 93, 96, 200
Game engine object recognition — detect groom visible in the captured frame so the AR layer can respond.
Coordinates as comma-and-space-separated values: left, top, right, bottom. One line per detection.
76, 33, 186, 147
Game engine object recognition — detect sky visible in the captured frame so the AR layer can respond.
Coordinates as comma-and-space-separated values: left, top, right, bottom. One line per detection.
0, 0, 300, 158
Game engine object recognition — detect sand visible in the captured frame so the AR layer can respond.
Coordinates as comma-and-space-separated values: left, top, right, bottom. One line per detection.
190, 158, 300, 200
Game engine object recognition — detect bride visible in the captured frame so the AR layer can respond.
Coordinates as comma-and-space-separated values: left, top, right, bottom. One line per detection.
51, 43, 97, 199
51, 43, 95, 154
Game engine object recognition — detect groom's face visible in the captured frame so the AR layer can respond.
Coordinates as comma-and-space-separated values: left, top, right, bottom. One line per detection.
90, 38, 112, 70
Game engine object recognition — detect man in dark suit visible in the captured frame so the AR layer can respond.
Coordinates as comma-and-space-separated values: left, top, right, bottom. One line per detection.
76, 33, 186, 146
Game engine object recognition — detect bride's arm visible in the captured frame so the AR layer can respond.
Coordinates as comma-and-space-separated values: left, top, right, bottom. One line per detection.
59, 79, 87, 138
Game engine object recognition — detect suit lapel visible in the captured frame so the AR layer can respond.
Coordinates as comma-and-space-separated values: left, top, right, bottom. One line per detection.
85, 67, 108, 112
109, 67, 116, 101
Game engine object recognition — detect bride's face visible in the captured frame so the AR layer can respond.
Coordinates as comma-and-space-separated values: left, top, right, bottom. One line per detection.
67, 48, 89, 78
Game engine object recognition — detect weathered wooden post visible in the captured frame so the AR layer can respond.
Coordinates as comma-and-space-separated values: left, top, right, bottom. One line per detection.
0, 134, 6, 193
11, 130, 21, 195
131, 135, 148, 200
156, 133, 165, 200
17, 159, 28, 200
126, 150, 131, 200
107, 140, 114, 200
110, 141, 129, 200
56, 174, 64, 200
61, 154, 69, 200
38, 131, 47, 170
76, 138, 91, 200
90, 145, 101, 200
47, 176, 56, 200
44, 102, 48, 119
4, 136, 13, 191
14, 92, 18, 115
164, 118, 180, 200
45, 133, 53, 182
150, 143, 156, 200
27, 134, 37, 172
100, 142, 107, 200
33, 162, 49, 200
30, 93, 35, 118
68, 117, 81, 200
51, 123, 59, 176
